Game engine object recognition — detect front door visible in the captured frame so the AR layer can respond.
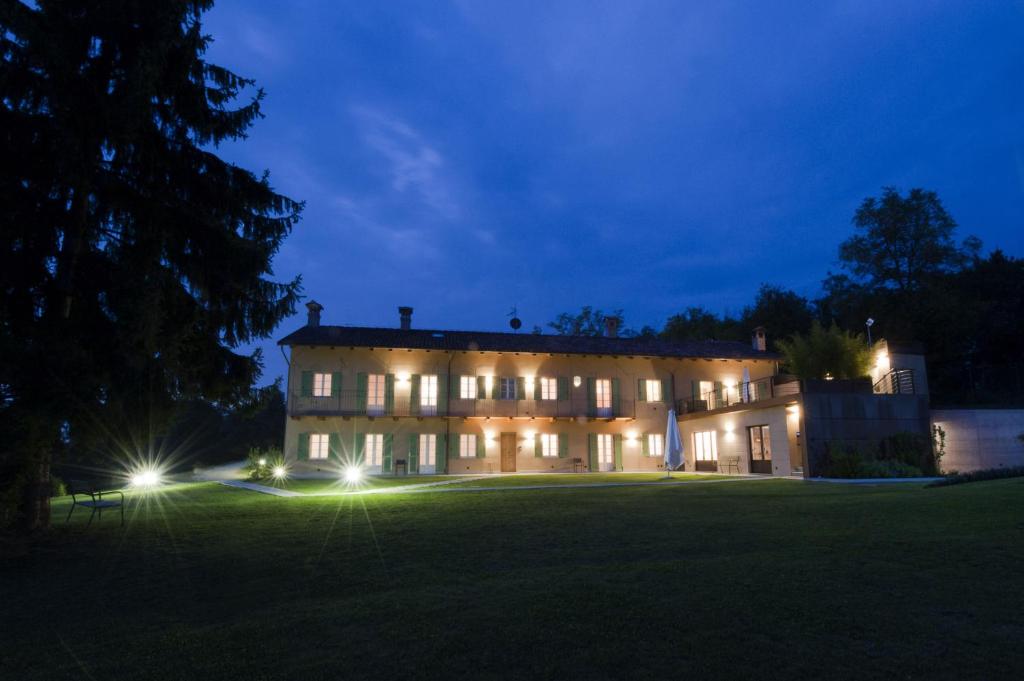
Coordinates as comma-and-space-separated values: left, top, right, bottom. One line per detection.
501, 432, 517, 472
748, 425, 772, 474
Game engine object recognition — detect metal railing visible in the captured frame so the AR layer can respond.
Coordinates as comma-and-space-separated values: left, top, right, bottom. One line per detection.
872, 368, 915, 395
289, 390, 637, 419
676, 377, 800, 414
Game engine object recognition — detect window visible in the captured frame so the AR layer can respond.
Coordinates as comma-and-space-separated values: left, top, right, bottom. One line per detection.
595, 379, 612, 414
460, 376, 477, 399
309, 433, 330, 460
313, 373, 332, 397
540, 377, 558, 401
749, 425, 771, 461
459, 433, 477, 458
367, 374, 386, 413
647, 434, 664, 458
420, 374, 438, 414
596, 433, 613, 466
499, 377, 516, 400
365, 433, 384, 466
419, 434, 436, 466
699, 380, 715, 407
694, 431, 717, 462
645, 379, 662, 402
540, 433, 559, 457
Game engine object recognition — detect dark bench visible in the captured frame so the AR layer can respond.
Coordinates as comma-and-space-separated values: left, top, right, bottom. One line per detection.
66, 479, 124, 526
393, 458, 407, 475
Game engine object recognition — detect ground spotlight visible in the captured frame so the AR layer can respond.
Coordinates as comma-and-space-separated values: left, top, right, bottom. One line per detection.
343, 466, 362, 484
272, 465, 287, 479
130, 468, 161, 488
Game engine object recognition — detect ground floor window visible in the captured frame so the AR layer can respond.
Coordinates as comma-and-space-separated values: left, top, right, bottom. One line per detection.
365, 433, 384, 466
647, 433, 664, 457
309, 433, 330, 460
694, 430, 717, 463
596, 433, 613, 466
459, 433, 477, 458
540, 433, 559, 457
419, 434, 436, 466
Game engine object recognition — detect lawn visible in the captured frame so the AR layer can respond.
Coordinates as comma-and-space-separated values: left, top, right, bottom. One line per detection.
277, 475, 461, 494
3, 478, 1023, 680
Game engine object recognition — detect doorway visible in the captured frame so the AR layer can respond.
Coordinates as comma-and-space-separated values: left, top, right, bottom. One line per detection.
500, 432, 517, 472
748, 425, 772, 474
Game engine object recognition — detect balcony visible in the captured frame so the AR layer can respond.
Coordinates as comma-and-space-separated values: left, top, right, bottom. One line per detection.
290, 390, 637, 419
677, 376, 800, 415
872, 368, 916, 395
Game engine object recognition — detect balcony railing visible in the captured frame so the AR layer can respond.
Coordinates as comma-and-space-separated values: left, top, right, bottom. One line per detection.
289, 390, 637, 419
676, 376, 800, 414
873, 368, 915, 395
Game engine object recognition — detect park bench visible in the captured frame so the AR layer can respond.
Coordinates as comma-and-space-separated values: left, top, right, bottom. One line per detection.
66, 479, 125, 526
720, 457, 741, 475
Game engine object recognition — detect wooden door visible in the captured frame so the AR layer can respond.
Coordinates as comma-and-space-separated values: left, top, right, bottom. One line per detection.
748, 425, 773, 474
500, 432, 517, 472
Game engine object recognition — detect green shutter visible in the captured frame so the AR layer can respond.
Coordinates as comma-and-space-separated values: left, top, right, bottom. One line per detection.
661, 379, 670, 404
408, 434, 419, 473
614, 434, 623, 471
450, 433, 461, 459
477, 376, 486, 399
691, 380, 699, 399
587, 378, 597, 415
300, 371, 313, 397
534, 434, 542, 458
611, 378, 621, 416
383, 434, 393, 473
451, 375, 460, 399
355, 433, 365, 465
357, 373, 368, 411
385, 374, 396, 414
558, 433, 569, 458
476, 434, 485, 458
587, 433, 598, 471
516, 377, 526, 400
534, 377, 542, 400
491, 378, 500, 400
557, 376, 569, 401
642, 433, 650, 456
637, 378, 647, 402
438, 375, 449, 414
410, 374, 421, 415
437, 434, 448, 473
297, 433, 309, 460
329, 433, 341, 460
714, 381, 724, 407
331, 372, 342, 397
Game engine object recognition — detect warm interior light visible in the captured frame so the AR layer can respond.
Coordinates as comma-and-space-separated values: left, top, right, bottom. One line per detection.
343, 466, 362, 484
272, 465, 287, 479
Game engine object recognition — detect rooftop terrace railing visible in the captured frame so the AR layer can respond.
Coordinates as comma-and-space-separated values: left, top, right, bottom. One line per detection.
872, 368, 916, 395
676, 376, 800, 415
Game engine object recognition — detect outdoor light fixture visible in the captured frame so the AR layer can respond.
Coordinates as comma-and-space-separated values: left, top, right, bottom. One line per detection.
272, 465, 287, 479
573, 376, 582, 387
866, 317, 875, 346
343, 466, 362, 484
130, 468, 161, 488
397, 372, 410, 383
258, 457, 267, 466
786, 405, 801, 416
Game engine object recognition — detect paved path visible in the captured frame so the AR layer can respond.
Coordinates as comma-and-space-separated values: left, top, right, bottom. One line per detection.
219, 480, 303, 497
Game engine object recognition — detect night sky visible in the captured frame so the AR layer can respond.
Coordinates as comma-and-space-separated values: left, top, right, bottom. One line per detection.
203, 1, 1024, 383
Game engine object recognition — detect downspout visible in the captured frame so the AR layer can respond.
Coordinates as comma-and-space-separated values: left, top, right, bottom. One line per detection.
445, 350, 455, 474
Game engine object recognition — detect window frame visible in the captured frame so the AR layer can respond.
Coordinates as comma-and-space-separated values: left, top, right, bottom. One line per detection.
644, 379, 662, 402
459, 433, 477, 458
540, 377, 558, 401
309, 433, 330, 460
365, 433, 384, 466
499, 377, 516, 401
312, 373, 333, 398
420, 374, 438, 408
595, 379, 612, 410
540, 433, 559, 457
596, 433, 613, 464
647, 433, 664, 458
419, 434, 436, 466
748, 425, 772, 461
459, 376, 477, 400
693, 430, 718, 462
366, 373, 386, 409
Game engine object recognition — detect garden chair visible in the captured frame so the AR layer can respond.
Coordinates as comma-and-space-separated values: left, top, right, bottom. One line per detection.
66, 479, 125, 527
720, 457, 741, 475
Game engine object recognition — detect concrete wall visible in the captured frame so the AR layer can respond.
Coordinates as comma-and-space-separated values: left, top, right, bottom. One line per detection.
931, 409, 1024, 473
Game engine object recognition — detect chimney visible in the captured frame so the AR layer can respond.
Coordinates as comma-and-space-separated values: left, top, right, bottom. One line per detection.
306, 300, 323, 327
604, 315, 621, 338
752, 326, 767, 352
398, 306, 413, 330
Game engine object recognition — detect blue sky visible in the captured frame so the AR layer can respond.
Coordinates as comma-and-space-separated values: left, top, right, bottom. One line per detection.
202, 1, 1024, 384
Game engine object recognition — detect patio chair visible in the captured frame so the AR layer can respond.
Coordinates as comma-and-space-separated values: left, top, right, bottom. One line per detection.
393, 458, 407, 475
720, 457, 741, 475
66, 479, 125, 527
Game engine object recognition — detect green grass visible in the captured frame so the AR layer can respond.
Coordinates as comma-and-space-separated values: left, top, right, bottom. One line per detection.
441, 472, 727, 487
275, 475, 461, 494
3, 479, 1023, 680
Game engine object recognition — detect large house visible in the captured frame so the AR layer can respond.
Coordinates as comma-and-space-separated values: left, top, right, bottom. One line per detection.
278, 303, 930, 477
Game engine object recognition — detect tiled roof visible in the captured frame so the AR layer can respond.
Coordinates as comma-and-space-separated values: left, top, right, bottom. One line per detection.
278, 325, 779, 361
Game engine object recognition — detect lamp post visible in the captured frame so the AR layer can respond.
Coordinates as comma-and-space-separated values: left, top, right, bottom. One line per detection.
865, 318, 874, 346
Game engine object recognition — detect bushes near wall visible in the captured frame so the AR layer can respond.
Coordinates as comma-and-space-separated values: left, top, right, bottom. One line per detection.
822, 432, 936, 478
926, 466, 1024, 487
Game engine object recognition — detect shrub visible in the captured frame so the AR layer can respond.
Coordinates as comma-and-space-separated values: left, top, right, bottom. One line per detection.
50, 475, 67, 498
776, 321, 872, 380
824, 441, 863, 478
245, 447, 284, 480
878, 431, 936, 475
932, 424, 947, 472
858, 460, 924, 478
926, 466, 1024, 487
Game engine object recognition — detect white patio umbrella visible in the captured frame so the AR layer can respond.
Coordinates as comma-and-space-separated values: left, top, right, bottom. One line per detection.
741, 366, 751, 403
664, 409, 684, 478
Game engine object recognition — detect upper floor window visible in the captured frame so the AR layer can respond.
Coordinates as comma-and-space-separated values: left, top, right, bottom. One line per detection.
644, 379, 662, 402
647, 434, 664, 458
313, 373, 333, 397
540, 433, 559, 457
420, 375, 438, 413
367, 374, 386, 411
365, 433, 384, 467
499, 377, 516, 400
309, 433, 330, 460
459, 433, 477, 458
460, 375, 477, 400
540, 377, 558, 401
595, 379, 612, 411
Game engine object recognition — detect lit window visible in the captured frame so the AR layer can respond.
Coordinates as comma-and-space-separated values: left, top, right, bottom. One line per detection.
460, 376, 477, 399
694, 431, 717, 462
595, 379, 612, 411
459, 434, 477, 458
309, 433, 329, 460
648, 434, 664, 457
365, 433, 384, 466
645, 379, 662, 402
420, 374, 438, 414
313, 373, 332, 397
540, 377, 558, 400
596, 433, 613, 466
367, 374, 386, 412
419, 434, 436, 466
540, 433, 559, 457
499, 377, 516, 400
